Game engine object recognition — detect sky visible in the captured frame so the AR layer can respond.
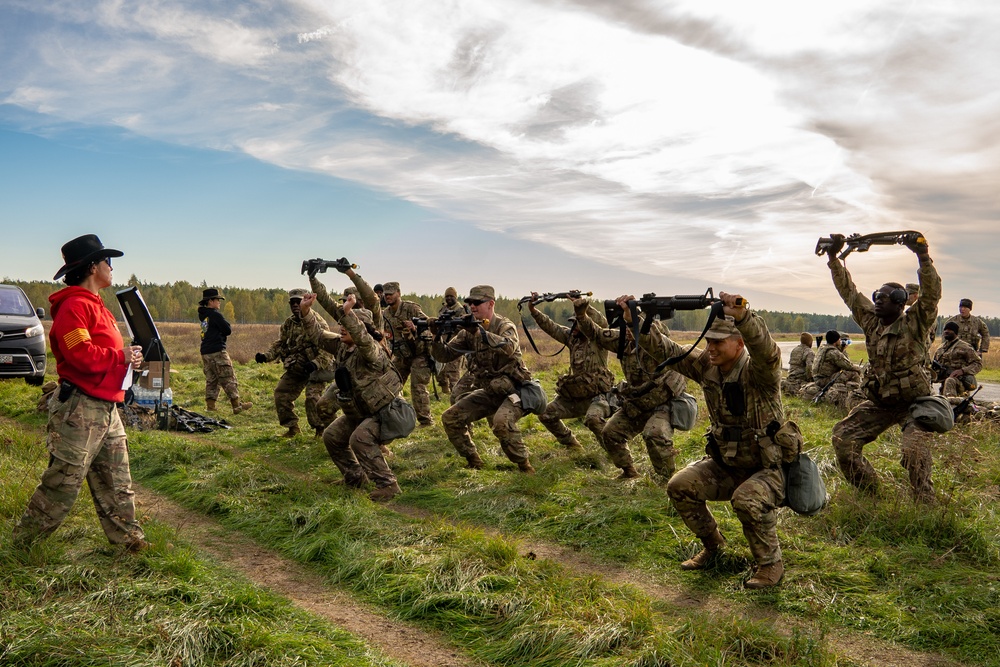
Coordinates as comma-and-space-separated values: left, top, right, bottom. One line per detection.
1, 0, 998, 316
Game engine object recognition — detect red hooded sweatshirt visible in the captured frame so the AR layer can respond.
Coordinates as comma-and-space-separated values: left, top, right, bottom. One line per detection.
49, 286, 128, 403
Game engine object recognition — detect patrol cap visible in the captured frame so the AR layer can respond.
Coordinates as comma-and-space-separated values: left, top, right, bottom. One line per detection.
960, 298, 973, 309
704, 316, 741, 340
344, 286, 359, 298
288, 288, 307, 301
944, 321, 959, 333
444, 286, 458, 298
465, 285, 495, 303
905, 283, 919, 295
348, 307, 374, 327
382, 281, 400, 294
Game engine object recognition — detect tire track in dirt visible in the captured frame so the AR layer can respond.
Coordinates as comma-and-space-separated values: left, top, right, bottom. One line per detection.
138, 486, 481, 667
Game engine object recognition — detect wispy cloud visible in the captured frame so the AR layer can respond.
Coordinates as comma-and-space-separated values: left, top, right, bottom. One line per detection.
1, 0, 997, 310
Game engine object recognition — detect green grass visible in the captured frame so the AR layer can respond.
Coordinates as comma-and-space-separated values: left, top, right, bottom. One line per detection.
5, 351, 1000, 665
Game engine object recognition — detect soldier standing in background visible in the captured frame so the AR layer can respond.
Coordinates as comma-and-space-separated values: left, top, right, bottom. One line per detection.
574, 298, 687, 480
638, 293, 794, 589
946, 299, 990, 354
432, 285, 537, 473
933, 321, 982, 397
781, 332, 814, 396
255, 288, 335, 438
198, 288, 251, 415
822, 234, 941, 503
382, 281, 434, 427
527, 294, 614, 451
436, 287, 469, 393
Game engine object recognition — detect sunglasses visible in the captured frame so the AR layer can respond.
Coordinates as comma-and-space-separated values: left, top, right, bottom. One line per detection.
102, 257, 112, 268
465, 299, 486, 306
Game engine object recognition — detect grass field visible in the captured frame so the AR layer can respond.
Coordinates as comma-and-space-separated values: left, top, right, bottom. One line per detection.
3, 323, 999, 666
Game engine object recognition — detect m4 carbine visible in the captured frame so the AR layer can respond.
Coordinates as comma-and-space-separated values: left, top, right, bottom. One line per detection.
814, 230, 926, 260
603, 288, 743, 335
412, 313, 485, 340
300, 257, 358, 277
517, 290, 593, 307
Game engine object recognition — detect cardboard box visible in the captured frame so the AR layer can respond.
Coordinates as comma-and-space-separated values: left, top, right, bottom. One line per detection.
138, 361, 171, 390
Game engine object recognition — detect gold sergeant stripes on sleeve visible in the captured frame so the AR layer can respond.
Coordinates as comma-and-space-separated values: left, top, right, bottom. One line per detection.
62, 328, 91, 350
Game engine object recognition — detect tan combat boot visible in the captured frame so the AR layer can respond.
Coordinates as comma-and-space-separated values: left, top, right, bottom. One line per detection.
205, 399, 217, 412
369, 481, 402, 502
745, 561, 784, 589
231, 398, 252, 414
466, 452, 485, 469
281, 424, 301, 438
518, 460, 536, 475
617, 465, 641, 479
680, 529, 727, 570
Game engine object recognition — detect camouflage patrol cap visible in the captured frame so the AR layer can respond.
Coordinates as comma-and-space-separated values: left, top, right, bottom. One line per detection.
344, 286, 359, 298
466, 285, 495, 302
704, 316, 742, 340
382, 281, 400, 294
444, 286, 458, 298
288, 288, 307, 301
960, 298, 973, 309
905, 283, 920, 295
348, 307, 374, 327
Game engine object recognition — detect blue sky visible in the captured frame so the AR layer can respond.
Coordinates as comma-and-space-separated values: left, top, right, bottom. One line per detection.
2, 1, 998, 315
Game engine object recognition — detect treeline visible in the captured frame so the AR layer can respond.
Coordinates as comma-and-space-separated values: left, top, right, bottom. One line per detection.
5, 276, 995, 336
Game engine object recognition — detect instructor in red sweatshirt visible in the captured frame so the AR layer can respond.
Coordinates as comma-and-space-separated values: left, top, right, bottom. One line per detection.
13, 234, 148, 552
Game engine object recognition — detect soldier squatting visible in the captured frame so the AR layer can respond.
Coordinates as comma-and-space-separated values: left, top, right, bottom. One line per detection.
16, 234, 994, 591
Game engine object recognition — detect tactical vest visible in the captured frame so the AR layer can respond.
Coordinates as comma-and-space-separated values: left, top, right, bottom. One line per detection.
336, 345, 403, 418
862, 318, 932, 407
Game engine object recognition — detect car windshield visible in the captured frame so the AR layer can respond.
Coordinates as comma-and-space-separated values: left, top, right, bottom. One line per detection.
0, 288, 35, 317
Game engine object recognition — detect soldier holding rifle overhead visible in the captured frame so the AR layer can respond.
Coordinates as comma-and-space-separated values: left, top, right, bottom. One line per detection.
818, 231, 941, 503
638, 291, 796, 589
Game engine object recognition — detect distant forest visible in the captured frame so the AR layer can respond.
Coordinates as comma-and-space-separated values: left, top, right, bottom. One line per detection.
6, 275, 996, 337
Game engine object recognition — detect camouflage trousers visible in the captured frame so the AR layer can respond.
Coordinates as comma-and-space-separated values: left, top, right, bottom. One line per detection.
274, 371, 330, 431
602, 402, 676, 477
450, 372, 476, 405
781, 376, 809, 396
202, 351, 242, 404
322, 415, 396, 488
942, 374, 977, 398
437, 357, 465, 393
832, 400, 935, 501
667, 457, 785, 566
393, 354, 433, 423
14, 391, 145, 547
315, 385, 341, 425
442, 388, 529, 464
801, 379, 861, 411
538, 392, 608, 448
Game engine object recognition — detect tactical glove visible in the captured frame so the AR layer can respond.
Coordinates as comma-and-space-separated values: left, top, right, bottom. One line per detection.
302, 360, 319, 375
255, 353, 267, 363
825, 233, 846, 258
336, 257, 352, 274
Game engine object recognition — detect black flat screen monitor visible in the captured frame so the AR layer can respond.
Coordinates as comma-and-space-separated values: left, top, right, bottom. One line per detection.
115, 286, 169, 362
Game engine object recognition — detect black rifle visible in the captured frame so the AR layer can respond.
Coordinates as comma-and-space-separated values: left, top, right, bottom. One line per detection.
953, 386, 982, 418
517, 290, 593, 355
170, 406, 231, 432
300, 257, 358, 277
930, 359, 949, 384
814, 230, 926, 260
412, 313, 485, 341
812, 371, 844, 405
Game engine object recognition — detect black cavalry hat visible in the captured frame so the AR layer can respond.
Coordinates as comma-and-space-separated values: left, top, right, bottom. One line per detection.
200, 288, 226, 305
53, 234, 124, 280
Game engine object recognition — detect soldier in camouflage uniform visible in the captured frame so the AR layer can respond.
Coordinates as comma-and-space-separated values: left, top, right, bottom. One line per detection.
382, 281, 434, 426
432, 285, 537, 473
299, 292, 406, 500
305, 261, 384, 426
198, 288, 252, 415
946, 299, 990, 354
255, 288, 335, 438
639, 292, 794, 589
527, 294, 614, 451
436, 287, 469, 393
933, 321, 982, 397
805, 330, 862, 409
822, 234, 940, 502
574, 298, 687, 479
14, 234, 148, 551
781, 332, 815, 396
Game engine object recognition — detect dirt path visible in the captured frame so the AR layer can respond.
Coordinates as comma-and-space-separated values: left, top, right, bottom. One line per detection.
138, 487, 481, 667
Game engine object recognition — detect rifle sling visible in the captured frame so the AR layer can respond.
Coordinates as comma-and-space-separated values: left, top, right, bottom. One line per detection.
654, 300, 726, 372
